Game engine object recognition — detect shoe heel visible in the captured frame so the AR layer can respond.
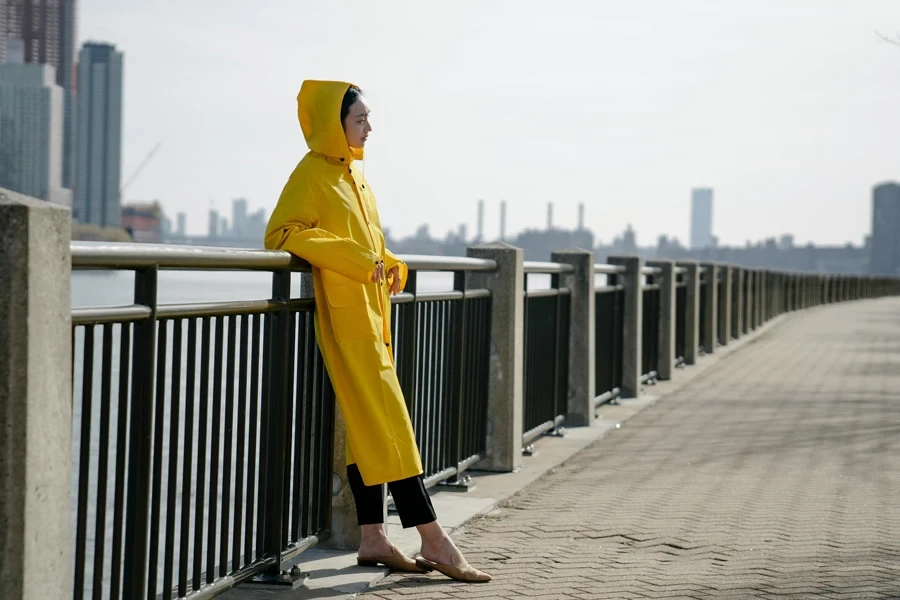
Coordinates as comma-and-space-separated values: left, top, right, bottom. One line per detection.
357, 558, 379, 568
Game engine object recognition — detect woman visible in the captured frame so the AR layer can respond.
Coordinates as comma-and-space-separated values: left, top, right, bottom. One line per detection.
264, 80, 491, 584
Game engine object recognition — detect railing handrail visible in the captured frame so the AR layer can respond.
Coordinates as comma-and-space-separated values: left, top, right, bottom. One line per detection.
594, 264, 627, 275
70, 242, 498, 273
523, 261, 575, 274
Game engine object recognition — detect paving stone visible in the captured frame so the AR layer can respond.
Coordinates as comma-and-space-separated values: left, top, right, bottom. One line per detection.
360, 299, 900, 599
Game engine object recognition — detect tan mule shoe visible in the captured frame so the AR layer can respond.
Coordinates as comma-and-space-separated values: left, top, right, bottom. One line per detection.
415, 553, 492, 583
357, 546, 432, 573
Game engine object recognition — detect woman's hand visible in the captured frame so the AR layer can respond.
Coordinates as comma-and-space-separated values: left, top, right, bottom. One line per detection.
371, 261, 386, 284
388, 266, 402, 296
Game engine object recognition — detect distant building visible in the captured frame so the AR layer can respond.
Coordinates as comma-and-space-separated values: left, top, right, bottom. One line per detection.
870, 182, 900, 275
209, 209, 220, 238
0, 0, 77, 187
176, 212, 186, 236
74, 42, 124, 227
0, 60, 71, 205
232, 197, 248, 236
122, 202, 163, 243
690, 188, 714, 249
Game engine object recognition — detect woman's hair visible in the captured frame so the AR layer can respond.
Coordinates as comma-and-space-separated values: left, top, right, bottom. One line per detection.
340, 85, 363, 128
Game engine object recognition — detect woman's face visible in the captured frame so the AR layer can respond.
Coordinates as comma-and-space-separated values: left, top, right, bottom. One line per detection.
343, 96, 372, 148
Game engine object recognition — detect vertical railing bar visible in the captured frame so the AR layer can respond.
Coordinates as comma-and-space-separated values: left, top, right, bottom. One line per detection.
280, 311, 298, 549
293, 312, 309, 540
109, 323, 132, 600
147, 318, 169, 598
261, 270, 292, 576
91, 324, 114, 600
178, 318, 197, 597
245, 313, 262, 563
206, 316, 225, 584
192, 316, 212, 591
299, 314, 314, 539
162, 319, 183, 600
255, 312, 272, 557
123, 266, 158, 600
220, 314, 238, 576
232, 314, 250, 572
74, 324, 94, 600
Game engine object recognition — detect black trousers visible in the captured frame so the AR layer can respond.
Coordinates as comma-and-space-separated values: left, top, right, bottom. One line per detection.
346, 464, 436, 529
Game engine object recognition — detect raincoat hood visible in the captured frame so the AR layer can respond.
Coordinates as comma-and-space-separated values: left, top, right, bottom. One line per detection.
297, 80, 364, 163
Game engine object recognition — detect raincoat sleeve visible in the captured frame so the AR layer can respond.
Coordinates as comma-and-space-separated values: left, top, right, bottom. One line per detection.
265, 182, 380, 284
384, 248, 408, 293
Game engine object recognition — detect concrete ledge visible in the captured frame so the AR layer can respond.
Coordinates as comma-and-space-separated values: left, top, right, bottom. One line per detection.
220, 312, 792, 599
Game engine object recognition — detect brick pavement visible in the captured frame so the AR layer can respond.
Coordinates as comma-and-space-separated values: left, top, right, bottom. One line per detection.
361, 298, 900, 599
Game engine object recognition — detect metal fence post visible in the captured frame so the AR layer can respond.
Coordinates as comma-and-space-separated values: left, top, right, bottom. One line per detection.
700, 262, 718, 354
467, 243, 524, 472
647, 260, 676, 380
256, 269, 297, 583
551, 249, 595, 427
608, 256, 643, 398
123, 266, 158, 599
0, 189, 73, 600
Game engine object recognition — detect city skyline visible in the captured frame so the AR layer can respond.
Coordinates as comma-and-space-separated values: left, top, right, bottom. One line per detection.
78, 1, 900, 247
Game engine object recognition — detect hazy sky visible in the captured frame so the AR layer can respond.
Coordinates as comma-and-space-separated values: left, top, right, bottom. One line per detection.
80, 0, 900, 246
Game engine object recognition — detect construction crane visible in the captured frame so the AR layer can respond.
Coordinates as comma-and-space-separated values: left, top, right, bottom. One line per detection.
120, 142, 161, 196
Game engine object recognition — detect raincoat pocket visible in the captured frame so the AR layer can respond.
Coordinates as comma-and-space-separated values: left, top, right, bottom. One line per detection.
325, 283, 377, 344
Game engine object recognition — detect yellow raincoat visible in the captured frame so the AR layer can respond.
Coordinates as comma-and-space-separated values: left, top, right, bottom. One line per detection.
265, 80, 423, 486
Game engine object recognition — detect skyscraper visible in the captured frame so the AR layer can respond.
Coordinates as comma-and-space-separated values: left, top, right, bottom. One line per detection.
74, 42, 123, 228
0, 0, 78, 188
870, 182, 900, 275
690, 188, 714, 249
0, 59, 70, 205
232, 197, 248, 236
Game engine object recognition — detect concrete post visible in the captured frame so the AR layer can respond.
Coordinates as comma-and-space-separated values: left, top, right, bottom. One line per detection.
745, 270, 754, 332
608, 256, 643, 398
677, 261, 700, 365
754, 271, 762, 326
0, 188, 72, 600
647, 260, 676, 380
551, 249, 595, 427
700, 263, 718, 354
731, 267, 744, 339
719, 266, 732, 347
467, 243, 524, 472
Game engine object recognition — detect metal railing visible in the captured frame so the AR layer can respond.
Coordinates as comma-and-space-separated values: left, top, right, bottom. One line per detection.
71, 244, 334, 600
389, 258, 495, 488
66, 241, 900, 600
69, 243, 495, 599
522, 262, 573, 446
594, 264, 626, 405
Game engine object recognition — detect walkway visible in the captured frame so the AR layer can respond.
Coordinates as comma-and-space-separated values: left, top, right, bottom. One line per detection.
362, 298, 900, 599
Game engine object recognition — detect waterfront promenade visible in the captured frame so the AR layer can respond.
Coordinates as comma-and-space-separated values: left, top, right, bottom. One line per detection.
360, 298, 900, 599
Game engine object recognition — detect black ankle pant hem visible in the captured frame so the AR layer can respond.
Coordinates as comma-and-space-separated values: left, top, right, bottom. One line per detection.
346, 463, 437, 529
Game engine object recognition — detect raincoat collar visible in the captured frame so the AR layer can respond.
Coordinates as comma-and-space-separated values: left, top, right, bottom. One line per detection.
297, 80, 364, 164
